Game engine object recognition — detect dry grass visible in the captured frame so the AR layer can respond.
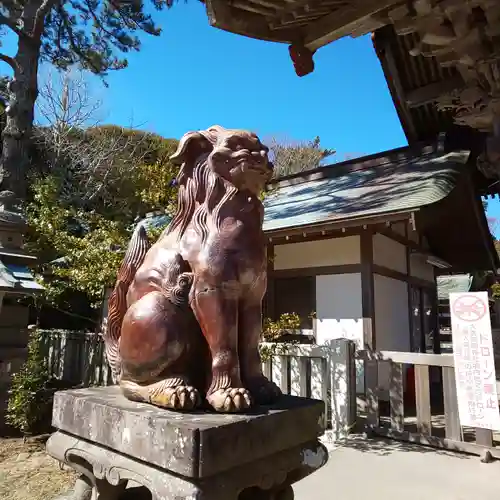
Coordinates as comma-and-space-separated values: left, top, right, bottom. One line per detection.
0, 437, 76, 500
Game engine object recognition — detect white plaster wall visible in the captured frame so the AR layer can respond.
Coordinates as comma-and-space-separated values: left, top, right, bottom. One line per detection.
315, 273, 364, 392
273, 236, 360, 270
410, 253, 435, 283
372, 233, 407, 274
374, 274, 411, 394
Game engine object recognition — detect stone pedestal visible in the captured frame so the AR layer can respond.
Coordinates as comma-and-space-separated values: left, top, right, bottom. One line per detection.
46, 387, 328, 500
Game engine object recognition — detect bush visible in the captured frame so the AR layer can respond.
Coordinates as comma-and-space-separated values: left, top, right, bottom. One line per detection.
6, 329, 53, 435
262, 312, 302, 342
259, 312, 302, 362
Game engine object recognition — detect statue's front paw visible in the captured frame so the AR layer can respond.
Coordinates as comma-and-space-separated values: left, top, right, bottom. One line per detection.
206, 387, 253, 412
149, 384, 201, 411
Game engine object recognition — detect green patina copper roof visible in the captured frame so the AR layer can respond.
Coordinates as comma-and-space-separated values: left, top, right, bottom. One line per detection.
437, 274, 473, 300
263, 147, 469, 233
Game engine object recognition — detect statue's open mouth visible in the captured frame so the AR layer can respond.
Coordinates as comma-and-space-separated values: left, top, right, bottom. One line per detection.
236, 156, 271, 174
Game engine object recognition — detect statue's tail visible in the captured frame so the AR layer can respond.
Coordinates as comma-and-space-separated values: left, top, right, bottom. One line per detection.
104, 224, 150, 382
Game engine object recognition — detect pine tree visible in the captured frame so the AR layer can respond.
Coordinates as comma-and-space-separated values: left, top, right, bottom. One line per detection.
0, 0, 175, 208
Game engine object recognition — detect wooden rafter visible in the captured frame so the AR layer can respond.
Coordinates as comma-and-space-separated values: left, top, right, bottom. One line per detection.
303, 0, 400, 50
232, 0, 277, 17
275, 0, 323, 17
205, 0, 295, 42
405, 75, 464, 108
272, 0, 349, 28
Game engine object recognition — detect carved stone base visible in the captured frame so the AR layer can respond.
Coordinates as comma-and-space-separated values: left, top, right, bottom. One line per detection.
47, 387, 329, 500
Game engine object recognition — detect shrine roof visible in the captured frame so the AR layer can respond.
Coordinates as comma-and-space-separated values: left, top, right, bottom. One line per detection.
203, 0, 392, 50
263, 144, 468, 233
0, 261, 44, 294
436, 274, 473, 301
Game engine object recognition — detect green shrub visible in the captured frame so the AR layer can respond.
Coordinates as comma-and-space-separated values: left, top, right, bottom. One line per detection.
259, 312, 302, 362
6, 329, 53, 435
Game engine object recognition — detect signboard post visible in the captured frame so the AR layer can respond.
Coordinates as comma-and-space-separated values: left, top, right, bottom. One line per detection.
449, 292, 500, 430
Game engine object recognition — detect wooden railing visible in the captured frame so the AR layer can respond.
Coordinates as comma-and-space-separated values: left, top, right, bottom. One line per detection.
39, 330, 357, 441
357, 349, 498, 461
34, 328, 500, 458
261, 339, 356, 441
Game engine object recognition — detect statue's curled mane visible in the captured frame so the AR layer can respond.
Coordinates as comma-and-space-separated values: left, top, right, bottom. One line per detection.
167, 125, 239, 244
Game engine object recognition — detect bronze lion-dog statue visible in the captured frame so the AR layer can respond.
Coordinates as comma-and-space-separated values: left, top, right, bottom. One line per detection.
104, 125, 282, 413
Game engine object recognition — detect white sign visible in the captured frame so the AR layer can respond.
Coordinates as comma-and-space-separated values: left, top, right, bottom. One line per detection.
450, 292, 500, 430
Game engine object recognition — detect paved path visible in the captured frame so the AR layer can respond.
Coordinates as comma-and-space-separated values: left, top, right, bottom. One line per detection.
294, 436, 500, 500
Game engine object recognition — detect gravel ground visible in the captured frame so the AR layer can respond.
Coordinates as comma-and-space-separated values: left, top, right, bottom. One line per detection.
0, 436, 76, 500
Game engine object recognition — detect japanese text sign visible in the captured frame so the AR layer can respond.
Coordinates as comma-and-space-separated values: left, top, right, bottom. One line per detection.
450, 292, 500, 430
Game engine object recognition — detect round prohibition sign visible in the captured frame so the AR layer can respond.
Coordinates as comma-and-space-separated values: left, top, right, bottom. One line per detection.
452, 295, 487, 322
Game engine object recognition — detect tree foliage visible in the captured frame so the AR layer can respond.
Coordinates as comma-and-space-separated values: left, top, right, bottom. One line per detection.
37, 124, 179, 218
26, 126, 179, 311
491, 240, 500, 299
0, 0, 175, 207
259, 312, 302, 362
1, 0, 173, 75
22, 73, 179, 315
269, 135, 336, 178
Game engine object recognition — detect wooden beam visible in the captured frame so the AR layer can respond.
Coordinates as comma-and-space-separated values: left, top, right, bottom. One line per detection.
268, 226, 363, 246
360, 231, 376, 349
264, 210, 412, 240
248, 0, 283, 10
405, 75, 464, 108
205, 0, 295, 43
303, 0, 397, 50
272, 263, 362, 278
232, 0, 277, 17
272, 0, 322, 19
405, 223, 414, 352
357, 349, 454, 367
377, 227, 427, 252
373, 263, 435, 288
373, 27, 419, 143
442, 367, 461, 440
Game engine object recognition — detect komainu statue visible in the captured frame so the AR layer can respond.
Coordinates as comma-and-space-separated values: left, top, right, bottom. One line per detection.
104, 125, 282, 413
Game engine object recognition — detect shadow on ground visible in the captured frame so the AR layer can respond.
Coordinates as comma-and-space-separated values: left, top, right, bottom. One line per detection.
336, 434, 471, 459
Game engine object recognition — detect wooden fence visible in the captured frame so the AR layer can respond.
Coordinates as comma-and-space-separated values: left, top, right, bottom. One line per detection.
357, 349, 499, 462
260, 339, 357, 441
39, 330, 499, 460
40, 330, 113, 387
39, 330, 357, 440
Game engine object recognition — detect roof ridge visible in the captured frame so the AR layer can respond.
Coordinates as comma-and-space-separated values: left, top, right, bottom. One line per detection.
267, 142, 445, 190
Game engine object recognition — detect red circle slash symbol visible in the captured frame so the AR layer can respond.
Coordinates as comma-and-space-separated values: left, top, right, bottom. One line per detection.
452, 295, 487, 322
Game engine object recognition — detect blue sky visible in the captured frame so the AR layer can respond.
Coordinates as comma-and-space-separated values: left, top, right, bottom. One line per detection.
93, 2, 408, 160
1, 2, 407, 157
1, 0, 499, 231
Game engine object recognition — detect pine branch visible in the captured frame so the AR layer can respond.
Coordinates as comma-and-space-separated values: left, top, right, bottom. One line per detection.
0, 13, 29, 38
0, 52, 17, 70
83, 0, 126, 45
33, 0, 57, 38
56, 6, 102, 74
